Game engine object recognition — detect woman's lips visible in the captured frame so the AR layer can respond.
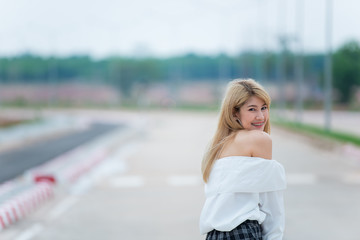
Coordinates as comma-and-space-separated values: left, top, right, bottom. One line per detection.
251, 122, 264, 128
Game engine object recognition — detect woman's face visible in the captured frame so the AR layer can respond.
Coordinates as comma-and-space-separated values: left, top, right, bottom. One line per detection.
235, 96, 269, 131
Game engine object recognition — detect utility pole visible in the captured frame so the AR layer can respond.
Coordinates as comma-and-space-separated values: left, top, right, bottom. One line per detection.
276, 36, 287, 114
276, 0, 287, 117
295, 0, 305, 123
324, 0, 333, 131
256, 0, 264, 83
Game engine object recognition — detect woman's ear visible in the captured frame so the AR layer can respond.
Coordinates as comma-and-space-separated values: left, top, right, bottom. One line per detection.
232, 106, 239, 117
234, 111, 241, 120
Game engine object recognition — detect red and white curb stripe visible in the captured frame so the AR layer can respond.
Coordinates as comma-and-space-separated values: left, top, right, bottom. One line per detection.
0, 182, 53, 231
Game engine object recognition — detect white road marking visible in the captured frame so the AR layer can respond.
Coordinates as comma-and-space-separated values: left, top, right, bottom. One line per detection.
286, 173, 317, 185
15, 223, 44, 240
167, 175, 202, 186
48, 197, 78, 221
110, 175, 145, 188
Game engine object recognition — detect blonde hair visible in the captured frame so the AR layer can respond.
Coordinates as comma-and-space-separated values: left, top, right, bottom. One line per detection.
201, 79, 271, 182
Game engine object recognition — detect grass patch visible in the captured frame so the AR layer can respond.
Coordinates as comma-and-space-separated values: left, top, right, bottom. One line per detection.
0, 118, 39, 129
272, 119, 360, 147
172, 104, 219, 112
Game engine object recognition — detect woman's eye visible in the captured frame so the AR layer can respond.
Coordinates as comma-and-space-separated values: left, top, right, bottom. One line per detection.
261, 106, 268, 110
248, 108, 255, 111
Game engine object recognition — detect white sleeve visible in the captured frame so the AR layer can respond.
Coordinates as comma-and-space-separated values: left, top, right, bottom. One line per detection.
259, 191, 285, 240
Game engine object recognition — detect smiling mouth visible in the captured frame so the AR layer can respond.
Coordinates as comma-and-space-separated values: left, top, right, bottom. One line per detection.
252, 122, 264, 126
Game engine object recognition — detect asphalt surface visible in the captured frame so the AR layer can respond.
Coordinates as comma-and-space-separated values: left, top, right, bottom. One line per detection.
0, 123, 120, 183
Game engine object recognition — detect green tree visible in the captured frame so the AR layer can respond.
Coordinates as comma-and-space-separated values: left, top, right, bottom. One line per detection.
333, 40, 360, 103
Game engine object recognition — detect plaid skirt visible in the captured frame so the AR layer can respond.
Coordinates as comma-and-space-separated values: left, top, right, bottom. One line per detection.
206, 220, 262, 240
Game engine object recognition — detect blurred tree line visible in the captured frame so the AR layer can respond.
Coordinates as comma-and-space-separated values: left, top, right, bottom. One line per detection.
0, 40, 359, 105
333, 40, 360, 104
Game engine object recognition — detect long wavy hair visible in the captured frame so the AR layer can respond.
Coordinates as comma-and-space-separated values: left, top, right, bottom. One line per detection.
201, 79, 271, 182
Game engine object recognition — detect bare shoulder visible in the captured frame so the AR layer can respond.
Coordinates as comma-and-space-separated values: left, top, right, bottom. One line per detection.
243, 130, 272, 160
248, 130, 272, 144
221, 130, 272, 159
234, 130, 271, 142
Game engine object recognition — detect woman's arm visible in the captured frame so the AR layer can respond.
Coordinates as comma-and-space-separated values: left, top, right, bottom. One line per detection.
251, 131, 284, 239
259, 191, 285, 240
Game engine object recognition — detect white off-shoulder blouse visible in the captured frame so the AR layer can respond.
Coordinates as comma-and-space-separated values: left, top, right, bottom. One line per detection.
199, 156, 287, 240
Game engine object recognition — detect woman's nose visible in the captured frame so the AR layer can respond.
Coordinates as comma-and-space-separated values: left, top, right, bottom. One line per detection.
256, 112, 264, 120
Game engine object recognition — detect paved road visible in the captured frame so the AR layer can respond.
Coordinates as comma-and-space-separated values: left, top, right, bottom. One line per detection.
273, 127, 360, 240
0, 123, 119, 183
1, 110, 360, 240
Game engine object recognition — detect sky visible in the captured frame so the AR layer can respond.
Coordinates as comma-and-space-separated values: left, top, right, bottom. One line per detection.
0, 0, 359, 58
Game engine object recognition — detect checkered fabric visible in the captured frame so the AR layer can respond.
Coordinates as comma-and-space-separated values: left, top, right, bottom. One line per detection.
206, 220, 262, 240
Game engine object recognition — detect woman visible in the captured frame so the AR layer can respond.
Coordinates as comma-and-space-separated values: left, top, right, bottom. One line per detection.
200, 79, 286, 240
